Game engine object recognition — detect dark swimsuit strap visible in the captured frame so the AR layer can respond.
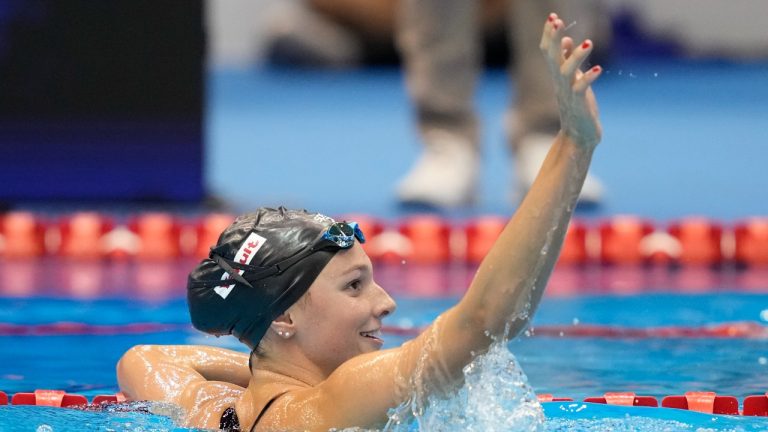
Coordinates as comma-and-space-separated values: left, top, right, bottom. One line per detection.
220, 390, 289, 432
249, 391, 289, 432
219, 406, 241, 431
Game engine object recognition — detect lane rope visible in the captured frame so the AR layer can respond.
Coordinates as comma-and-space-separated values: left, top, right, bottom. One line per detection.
0, 321, 766, 338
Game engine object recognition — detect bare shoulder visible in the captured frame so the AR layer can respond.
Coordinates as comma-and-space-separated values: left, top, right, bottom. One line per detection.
177, 380, 245, 429
256, 348, 408, 431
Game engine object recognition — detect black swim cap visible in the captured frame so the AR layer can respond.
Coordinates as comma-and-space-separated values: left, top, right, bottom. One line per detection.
187, 207, 363, 350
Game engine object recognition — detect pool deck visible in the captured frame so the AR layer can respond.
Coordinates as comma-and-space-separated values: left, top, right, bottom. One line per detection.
208, 58, 768, 221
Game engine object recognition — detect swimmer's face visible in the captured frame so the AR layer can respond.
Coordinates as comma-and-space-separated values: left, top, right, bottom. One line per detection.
290, 242, 396, 376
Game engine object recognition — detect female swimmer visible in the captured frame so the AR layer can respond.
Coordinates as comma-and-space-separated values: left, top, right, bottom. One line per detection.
117, 12, 603, 431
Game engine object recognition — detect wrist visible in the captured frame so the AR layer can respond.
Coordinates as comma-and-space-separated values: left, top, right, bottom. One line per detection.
556, 131, 597, 161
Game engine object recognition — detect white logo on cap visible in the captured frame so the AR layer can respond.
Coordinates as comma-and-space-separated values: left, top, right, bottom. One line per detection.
313, 213, 335, 224
214, 232, 267, 299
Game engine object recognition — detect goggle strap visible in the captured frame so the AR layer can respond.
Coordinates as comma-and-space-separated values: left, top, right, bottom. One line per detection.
200, 222, 366, 290
211, 254, 254, 289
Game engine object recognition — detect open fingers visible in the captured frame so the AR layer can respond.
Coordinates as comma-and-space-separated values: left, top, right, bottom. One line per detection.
573, 65, 602, 93
540, 13, 563, 59
539, 13, 556, 51
561, 39, 593, 78
560, 37, 574, 62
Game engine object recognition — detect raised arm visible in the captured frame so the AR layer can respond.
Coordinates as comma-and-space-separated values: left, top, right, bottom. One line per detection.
281, 13, 604, 430
452, 11, 602, 343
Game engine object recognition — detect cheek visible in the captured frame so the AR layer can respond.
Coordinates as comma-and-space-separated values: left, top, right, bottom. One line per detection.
305, 294, 367, 334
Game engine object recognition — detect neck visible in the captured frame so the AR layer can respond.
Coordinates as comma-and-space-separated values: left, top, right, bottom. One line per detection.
250, 352, 328, 388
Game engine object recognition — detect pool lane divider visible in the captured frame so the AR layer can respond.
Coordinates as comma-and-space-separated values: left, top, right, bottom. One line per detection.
1, 212, 768, 266
2, 389, 768, 417
383, 321, 768, 338
0, 322, 189, 336
0, 390, 124, 407
1, 321, 767, 339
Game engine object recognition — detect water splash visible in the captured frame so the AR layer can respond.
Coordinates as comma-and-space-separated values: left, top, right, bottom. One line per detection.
385, 343, 544, 432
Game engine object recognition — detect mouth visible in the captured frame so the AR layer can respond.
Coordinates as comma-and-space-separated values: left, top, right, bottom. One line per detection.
360, 329, 383, 344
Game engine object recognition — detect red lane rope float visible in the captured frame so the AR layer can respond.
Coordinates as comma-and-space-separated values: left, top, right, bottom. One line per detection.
3, 212, 768, 267
91, 392, 127, 405
3, 389, 768, 417
0, 212, 46, 259
743, 393, 768, 416
662, 391, 740, 415
11, 390, 88, 407
1, 322, 767, 338
3, 391, 126, 407
583, 392, 658, 407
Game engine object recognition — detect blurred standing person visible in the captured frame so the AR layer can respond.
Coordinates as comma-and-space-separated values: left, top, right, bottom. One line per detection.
396, 0, 609, 208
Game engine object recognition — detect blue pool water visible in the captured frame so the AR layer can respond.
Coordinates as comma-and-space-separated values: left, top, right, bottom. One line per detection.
2, 263, 768, 430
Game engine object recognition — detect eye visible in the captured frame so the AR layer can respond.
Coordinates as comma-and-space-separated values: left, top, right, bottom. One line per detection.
347, 280, 362, 291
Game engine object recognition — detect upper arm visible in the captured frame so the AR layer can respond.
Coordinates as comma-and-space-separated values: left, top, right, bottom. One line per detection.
116, 345, 246, 428
117, 345, 206, 403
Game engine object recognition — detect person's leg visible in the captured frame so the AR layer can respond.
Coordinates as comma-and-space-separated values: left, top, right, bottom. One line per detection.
508, 0, 607, 204
395, 0, 481, 207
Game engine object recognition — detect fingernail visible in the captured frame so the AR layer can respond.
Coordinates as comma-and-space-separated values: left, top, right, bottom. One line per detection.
592, 66, 601, 73
553, 23, 560, 30
582, 41, 591, 50
548, 14, 555, 22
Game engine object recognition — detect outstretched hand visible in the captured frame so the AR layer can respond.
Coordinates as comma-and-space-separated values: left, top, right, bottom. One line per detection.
540, 13, 602, 150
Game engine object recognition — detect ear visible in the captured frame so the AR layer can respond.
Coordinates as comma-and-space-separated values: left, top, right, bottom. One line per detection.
269, 312, 296, 338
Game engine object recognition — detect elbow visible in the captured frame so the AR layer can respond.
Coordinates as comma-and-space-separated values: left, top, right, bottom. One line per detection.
116, 345, 156, 398
455, 300, 530, 342
452, 303, 494, 344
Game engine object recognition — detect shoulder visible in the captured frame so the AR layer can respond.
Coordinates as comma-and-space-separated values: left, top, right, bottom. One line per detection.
255, 349, 406, 431
178, 380, 245, 429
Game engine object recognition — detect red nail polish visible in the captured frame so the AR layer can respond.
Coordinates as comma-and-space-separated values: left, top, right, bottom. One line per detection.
592, 66, 601, 73
553, 23, 560, 30
548, 15, 555, 22
582, 41, 591, 49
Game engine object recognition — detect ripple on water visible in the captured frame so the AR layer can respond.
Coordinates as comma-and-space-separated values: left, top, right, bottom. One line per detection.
0, 401, 198, 432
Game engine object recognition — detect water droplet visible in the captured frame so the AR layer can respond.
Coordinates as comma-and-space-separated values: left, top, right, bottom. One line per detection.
36, 426, 53, 432
760, 309, 768, 321
401, 260, 407, 265
653, 72, 659, 78
759, 357, 767, 365
572, 318, 580, 326
559, 331, 564, 337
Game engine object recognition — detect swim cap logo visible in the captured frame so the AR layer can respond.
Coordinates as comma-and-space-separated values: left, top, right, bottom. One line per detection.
214, 232, 267, 299
313, 213, 335, 225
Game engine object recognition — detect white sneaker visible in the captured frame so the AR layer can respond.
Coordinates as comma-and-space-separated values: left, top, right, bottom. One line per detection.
514, 133, 604, 205
396, 130, 479, 208
263, 2, 362, 67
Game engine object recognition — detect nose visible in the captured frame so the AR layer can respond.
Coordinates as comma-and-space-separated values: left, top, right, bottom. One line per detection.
372, 281, 396, 318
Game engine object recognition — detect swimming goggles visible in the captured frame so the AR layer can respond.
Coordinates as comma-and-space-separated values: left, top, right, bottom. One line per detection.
204, 222, 366, 289
322, 221, 366, 248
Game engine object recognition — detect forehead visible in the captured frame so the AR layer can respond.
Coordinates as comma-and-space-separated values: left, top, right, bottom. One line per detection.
319, 242, 371, 278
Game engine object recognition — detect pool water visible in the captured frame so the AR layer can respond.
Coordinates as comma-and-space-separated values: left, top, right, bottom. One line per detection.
2, 262, 768, 430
